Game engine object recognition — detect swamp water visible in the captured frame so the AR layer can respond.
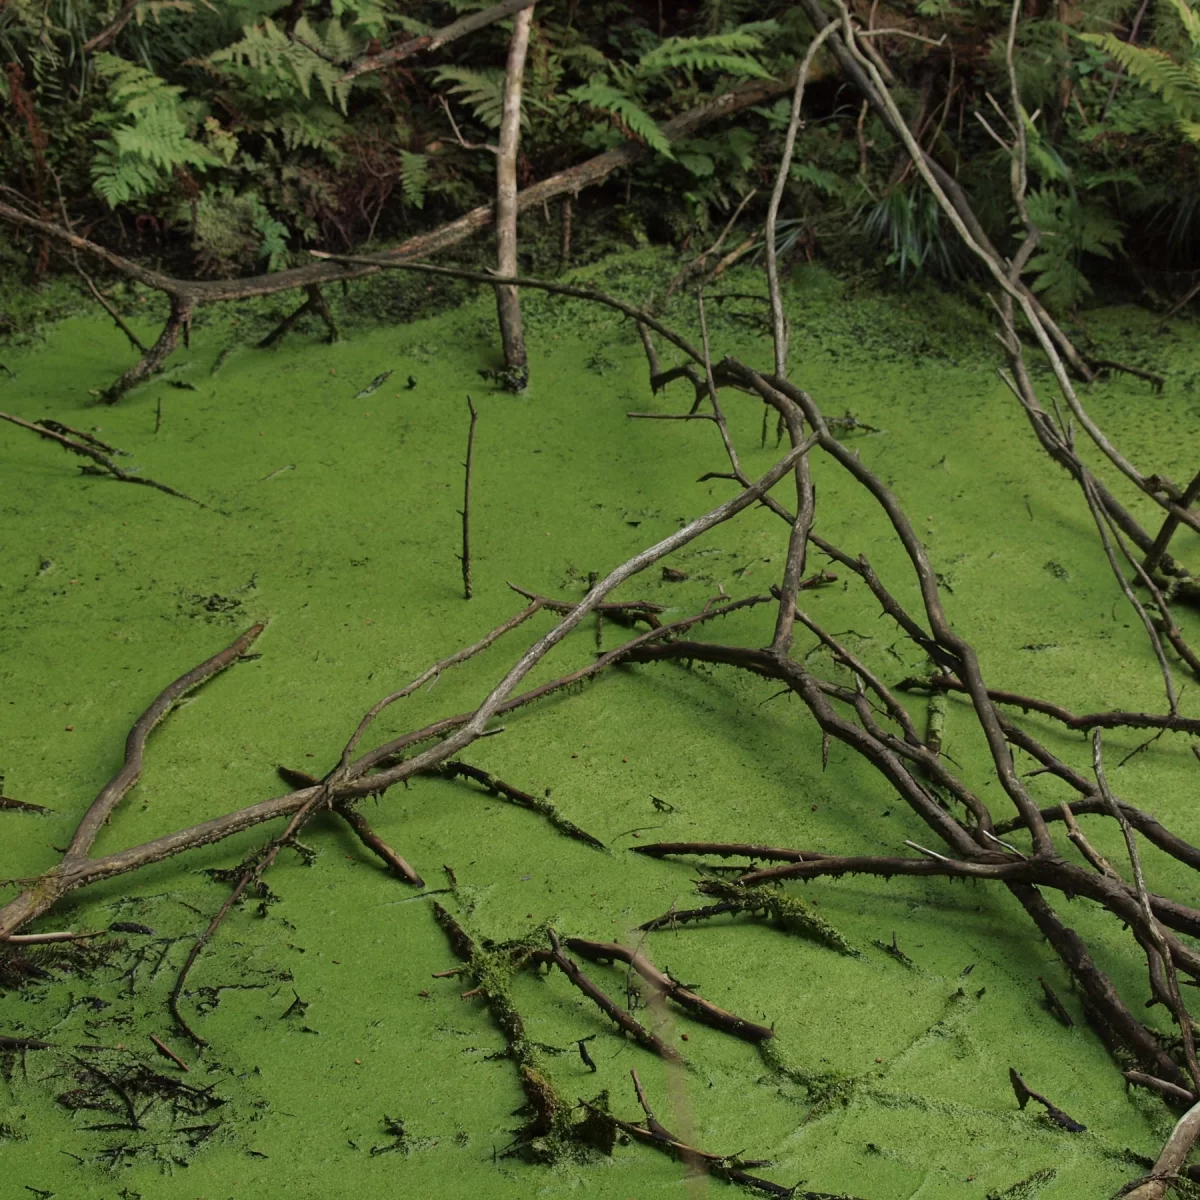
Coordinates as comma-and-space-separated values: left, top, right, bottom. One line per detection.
1, 252, 1199, 1198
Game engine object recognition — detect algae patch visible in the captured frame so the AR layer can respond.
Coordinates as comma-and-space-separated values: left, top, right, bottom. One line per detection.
1, 256, 1198, 1197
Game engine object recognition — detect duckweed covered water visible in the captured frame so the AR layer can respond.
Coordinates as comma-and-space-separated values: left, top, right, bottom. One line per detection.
2, 252, 1199, 1198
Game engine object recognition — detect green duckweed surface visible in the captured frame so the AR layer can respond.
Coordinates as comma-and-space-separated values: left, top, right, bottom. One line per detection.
2, 252, 1199, 1199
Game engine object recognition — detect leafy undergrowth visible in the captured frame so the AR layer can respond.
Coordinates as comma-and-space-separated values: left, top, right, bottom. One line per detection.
1, 253, 1198, 1198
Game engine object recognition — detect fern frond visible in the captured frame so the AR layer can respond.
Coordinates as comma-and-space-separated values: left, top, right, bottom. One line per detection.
329, 0, 389, 36
250, 200, 290, 271
112, 102, 213, 168
1021, 188, 1124, 309
1167, 0, 1200, 48
569, 81, 673, 157
791, 161, 849, 198
208, 18, 353, 113
91, 148, 165, 207
1026, 251, 1092, 309
134, 2, 195, 27
90, 53, 218, 207
433, 67, 508, 129
399, 150, 429, 209
271, 106, 346, 156
636, 31, 773, 80
1081, 34, 1200, 116
93, 52, 186, 110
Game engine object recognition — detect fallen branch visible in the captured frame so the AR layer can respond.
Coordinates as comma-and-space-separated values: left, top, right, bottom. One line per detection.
276, 764, 426, 886
537, 930, 681, 1061
580, 1070, 851, 1198
1009, 1067, 1086, 1132
0, 796, 51, 814
1, 409, 210, 509
432, 902, 563, 1147
440, 762, 606, 851
900, 675, 1200, 736
564, 937, 775, 1042
1120, 1096, 1200, 1198
507, 583, 665, 626
338, 0, 539, 84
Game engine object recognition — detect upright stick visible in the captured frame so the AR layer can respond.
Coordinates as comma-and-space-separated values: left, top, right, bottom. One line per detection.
461, 396, 478, 600
494, 4, 534, 390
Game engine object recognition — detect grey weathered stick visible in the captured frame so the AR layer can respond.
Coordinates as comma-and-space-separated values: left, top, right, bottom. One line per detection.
0, 443, 809, 940
0, 600, 766, 941
338, 0, 539, 83
1120, 1096, 1200, 1200
69, 625, 265, 861
493, 6, 533, 387
0, 624, 263, 944
764, 18, 839, 378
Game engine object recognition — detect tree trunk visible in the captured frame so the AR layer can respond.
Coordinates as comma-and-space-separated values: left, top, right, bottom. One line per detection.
494, 5, 534, 392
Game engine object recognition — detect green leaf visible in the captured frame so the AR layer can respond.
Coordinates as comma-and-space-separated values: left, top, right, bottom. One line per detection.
677, 152, 715, 177
636, 31, 773, 80
433, 67, 508, 130
399, 150, 429, 209
89, 54, 218, 207
569, 81, 673, 158
208, 18, 354, 113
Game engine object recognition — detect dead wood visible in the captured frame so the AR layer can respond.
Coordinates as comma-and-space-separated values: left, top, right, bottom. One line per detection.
564, 937, 775, 1042
338, 0, 540, 84
492, 5, 533, 391
1, 409, 209, 507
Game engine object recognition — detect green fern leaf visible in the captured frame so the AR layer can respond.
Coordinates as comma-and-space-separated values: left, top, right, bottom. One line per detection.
89, 53, 218, 207
433, 67, 508, 129
1027, 251, 1092, 309
677, 152, 715, 177
636, 32, 773, 80
1081, 35, 1199, 117
1021, 188, 1124, 309
91, 148, 164, 207
209, 18, 353, 113
399, 150, 429, 209
790, 161, 847, 197
270, 107, 346, 156
1168, 0, 1200, 46
251, 202, 290, 271
569, 81, 673, 157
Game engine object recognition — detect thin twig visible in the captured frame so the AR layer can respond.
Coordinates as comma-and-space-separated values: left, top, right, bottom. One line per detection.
902, 675, 1200, 736
461, 395, 478, 600
1, 409, 209, 509
71, 261, 148, 353
149, 1033, 189, 1072
335, 800, 426, 886
565, 937, 774, 1042
440, 762, 607, 850
1094, 730, 1200, 1093
539, 930, 681, 1060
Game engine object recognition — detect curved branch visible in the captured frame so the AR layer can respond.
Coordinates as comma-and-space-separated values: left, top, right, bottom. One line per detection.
68, 625, 264, 863
904, 675, 1200, 736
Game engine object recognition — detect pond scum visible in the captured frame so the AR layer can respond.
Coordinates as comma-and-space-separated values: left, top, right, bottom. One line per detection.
2, 251, 1200, 1198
